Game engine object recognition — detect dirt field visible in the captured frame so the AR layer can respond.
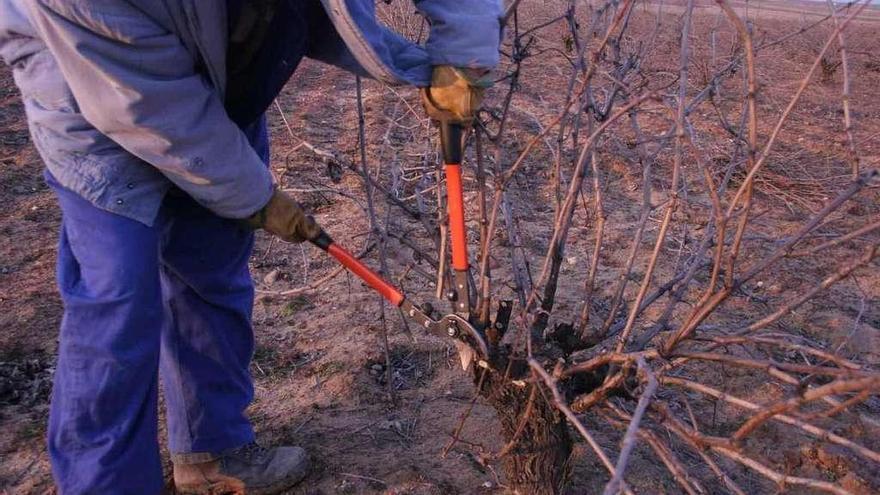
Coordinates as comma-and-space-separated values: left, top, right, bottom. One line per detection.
1, 1, 879, 494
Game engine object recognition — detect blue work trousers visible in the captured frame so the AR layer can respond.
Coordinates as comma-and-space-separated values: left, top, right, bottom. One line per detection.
46, 173, 259, 494
46, 112, 270, 494
41, 96, 269, 492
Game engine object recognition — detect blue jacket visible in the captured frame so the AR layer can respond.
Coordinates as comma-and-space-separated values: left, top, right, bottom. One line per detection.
0, 0, 501, 225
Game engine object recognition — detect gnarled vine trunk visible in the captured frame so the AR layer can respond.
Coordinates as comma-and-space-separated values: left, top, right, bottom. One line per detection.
477, 358, 573, 494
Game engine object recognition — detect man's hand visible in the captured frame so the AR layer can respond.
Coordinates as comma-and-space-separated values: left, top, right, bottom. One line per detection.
245, 189, 322, 243
420, 66, 492, 127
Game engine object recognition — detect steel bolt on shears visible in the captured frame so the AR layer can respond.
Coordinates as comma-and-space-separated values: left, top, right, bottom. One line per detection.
310, 122, 511, 368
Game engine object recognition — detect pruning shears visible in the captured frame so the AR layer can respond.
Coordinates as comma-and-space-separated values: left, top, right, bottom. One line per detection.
310, 122, 510, 366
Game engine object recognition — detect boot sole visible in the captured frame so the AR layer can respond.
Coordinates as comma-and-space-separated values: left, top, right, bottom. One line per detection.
245, 470, 308, 495
175, 479, 246, 495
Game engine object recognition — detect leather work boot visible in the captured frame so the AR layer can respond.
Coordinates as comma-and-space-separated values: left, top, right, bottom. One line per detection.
174, 443, 310, 494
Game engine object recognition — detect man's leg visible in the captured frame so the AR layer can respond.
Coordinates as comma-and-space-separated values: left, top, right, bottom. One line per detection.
47, 180, 165, 494
158, 191, 257, 461
158, 192, 309, 494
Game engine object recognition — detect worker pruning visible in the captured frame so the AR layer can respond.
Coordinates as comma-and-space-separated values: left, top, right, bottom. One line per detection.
0, 0, 501, 493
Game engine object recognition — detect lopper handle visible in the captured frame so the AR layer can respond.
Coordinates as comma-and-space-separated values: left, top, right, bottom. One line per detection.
445, 163, 468, 271
312, 232, 405, 306
440, 122, 469, 272
440, 122, 471, 314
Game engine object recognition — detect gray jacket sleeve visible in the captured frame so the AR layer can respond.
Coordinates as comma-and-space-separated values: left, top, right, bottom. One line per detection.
26, 0, 274, 219
415, 0, 502, 69
316, 0, 500, 87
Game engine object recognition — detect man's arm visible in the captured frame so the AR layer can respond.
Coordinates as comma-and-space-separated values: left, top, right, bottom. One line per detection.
26, 0, 273, 219
414, 0, 502, 69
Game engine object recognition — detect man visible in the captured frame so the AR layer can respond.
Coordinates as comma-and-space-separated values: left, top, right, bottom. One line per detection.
0, 0, 500, 493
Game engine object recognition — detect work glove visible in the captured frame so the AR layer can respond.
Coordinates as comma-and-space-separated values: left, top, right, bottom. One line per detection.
420, 65, 492, 127
245, 188, 322, 243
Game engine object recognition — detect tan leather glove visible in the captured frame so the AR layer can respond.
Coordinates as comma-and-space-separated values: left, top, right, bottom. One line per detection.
245, 188, 322, 243
420, 65, 492, 127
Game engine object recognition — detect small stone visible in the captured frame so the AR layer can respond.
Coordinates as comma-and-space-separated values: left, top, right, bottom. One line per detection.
370, 364, 384, 372
756, 280, 764, 289
482, 481, 493, 489
0, 267, 8, 274
263, 269, 280, 285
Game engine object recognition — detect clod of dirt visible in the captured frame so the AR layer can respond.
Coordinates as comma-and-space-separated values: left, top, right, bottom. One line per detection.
365, 349, 434, 391
0, 357, 54, 408
278, 295, 315, 317
263, 268, 280, 285
839, 472, 874, 495
381, 481, 452, 495
380, 466, 460, 495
